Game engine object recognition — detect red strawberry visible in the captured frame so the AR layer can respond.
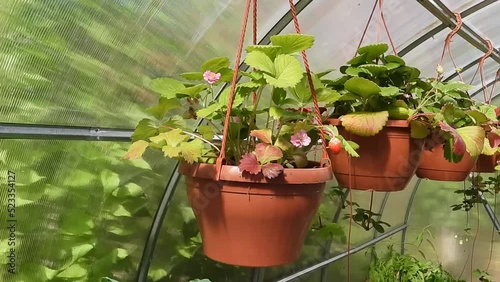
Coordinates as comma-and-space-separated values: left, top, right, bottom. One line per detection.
328, 138, 342, 154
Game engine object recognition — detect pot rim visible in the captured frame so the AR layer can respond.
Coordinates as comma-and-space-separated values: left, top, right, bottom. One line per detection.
327, 118, 410, 128
179, 161, 333, 184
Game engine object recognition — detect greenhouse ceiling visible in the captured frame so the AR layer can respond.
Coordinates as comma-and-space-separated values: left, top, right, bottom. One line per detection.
0, 0, 499, 282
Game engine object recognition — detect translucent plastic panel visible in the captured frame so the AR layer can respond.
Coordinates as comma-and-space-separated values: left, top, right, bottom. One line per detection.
0, 0, 286, 128
439, 0, 484, 12
466, 1, 500, 43
277, 0, 440, 76
264, 185, 386, 281
407, 179, 500, 280
148, 176, 252, 282
378, 177, 421, 229
0, 139, 174, 281
323, 233, 402, 282
403, 29, 483, 78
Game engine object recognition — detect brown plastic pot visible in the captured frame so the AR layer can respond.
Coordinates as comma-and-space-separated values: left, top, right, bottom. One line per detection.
327, 119, 423, 192
178, 162, 332, 267
472, 153, 499, 173
415, 144, 478, 181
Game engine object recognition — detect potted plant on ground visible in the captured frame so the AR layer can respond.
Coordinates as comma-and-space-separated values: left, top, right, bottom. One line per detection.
123, 34, 347, 267
321, 43, 426, 192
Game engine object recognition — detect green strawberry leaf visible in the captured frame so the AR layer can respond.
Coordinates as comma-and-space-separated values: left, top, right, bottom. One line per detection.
270, 34, 314, 54
384, 54, 405, 66
340, 111, 389, 137
380, 86, 400, 97
264, 54, 303, 88
201, 57, 230, 72
196, 103, 223, 119
149, 77, 186, 98
245, 45, 282, 60
345, 67, 372, 76
466, 110, 488, 125
147, 98, 182, 120
197, 125, 215, 140
344, 77, 381, 98
410, 120, 430, 139
245, 51, 275, 74
179, 72, 203, 80
177, 84, 208, 97
131, 119, 159, 141
357, 43, 388, 61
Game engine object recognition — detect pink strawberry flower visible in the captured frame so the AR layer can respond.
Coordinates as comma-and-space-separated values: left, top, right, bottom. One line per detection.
290, 130, 311, 148
203, 70, 221, 84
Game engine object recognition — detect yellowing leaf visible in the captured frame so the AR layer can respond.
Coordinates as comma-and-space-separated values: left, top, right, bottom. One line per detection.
197, 125, 215, 140
162, 146, 182, 158
456, 126, 485, 158
481, 138, 497, 155
254, 143, 283, 164
123, 140, 149, 160
180, 139, 205, 164
250, 129, 273, 144
340, 111, 389, 137
163, 129, 190, 147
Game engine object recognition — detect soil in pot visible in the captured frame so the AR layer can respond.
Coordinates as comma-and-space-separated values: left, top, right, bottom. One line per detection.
327, 119, 423, 192
178, 162, 332, 267
416, 144, 478, 181
472, 152, 499, 173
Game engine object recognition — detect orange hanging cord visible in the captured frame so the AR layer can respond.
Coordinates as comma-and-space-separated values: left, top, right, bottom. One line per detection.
287, 0, 330, 163
215, 0, 252, 180
477, 40, 494, 103
355, 0, 397, 57
437, 12, 463, 81
489, 68, 500, 105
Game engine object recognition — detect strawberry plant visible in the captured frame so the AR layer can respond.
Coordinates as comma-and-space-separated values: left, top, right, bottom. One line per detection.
123, 34, 358, 179
321, 42, 494, 162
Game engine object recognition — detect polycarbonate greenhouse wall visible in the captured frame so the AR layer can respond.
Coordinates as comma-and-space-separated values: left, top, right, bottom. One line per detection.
0, 0, 499, 281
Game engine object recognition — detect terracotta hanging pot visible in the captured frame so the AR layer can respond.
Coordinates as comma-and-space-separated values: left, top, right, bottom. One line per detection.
472, 152, 499, 173
327, 119, 423, 192
178, 161, 332, 267
416, 144, 478, 181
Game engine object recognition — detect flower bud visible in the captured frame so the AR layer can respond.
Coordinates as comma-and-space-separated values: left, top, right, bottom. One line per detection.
436, 65, 444, 75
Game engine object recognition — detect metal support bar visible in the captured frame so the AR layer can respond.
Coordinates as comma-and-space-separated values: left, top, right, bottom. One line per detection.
399, 0, 497, 58
479, 191, 500, 235
276, 224, 408, 282
136, 162, 181, 282
251, 268, 266, 282
0, 123, 132, 141
417, 0, 500, 64
401, 178, 422, 255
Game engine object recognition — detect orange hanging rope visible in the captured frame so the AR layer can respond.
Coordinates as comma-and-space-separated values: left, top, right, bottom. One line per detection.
479, 40, 493, 103
215, 0, 252, 180
378, 0, 397, 55
251, 0, 258, 104
287, 0, 330, 162
355, 0, 397, 56
489, 69, 500, 105
437, 13, 463, 81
